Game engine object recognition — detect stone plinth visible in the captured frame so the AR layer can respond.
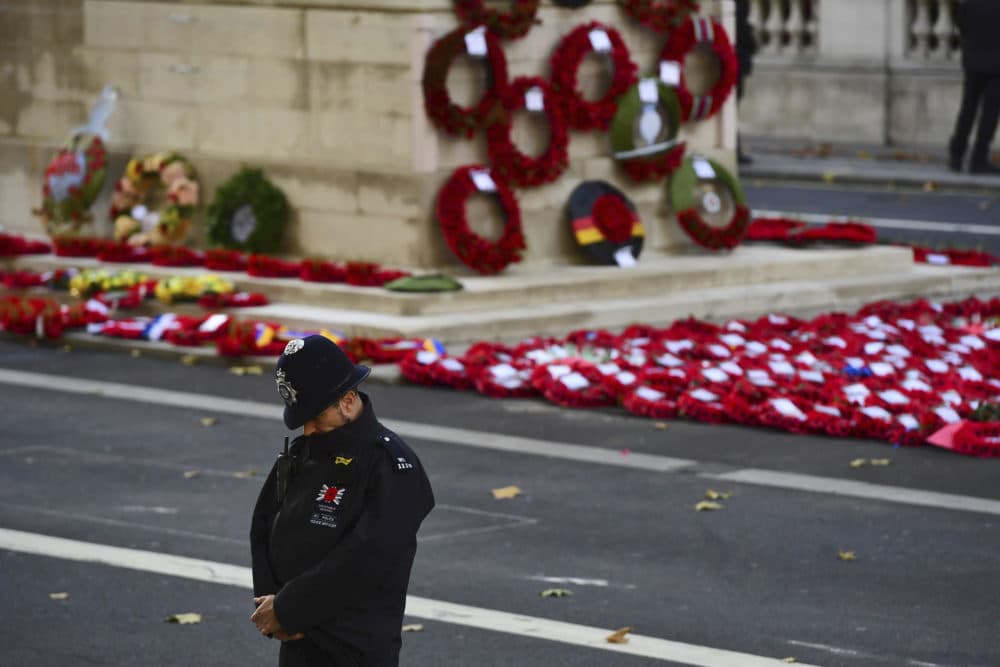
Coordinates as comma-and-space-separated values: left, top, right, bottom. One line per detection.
1, 0, 736, 269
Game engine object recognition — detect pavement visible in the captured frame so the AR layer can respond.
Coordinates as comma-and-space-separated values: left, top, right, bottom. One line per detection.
2, 340, 999, 667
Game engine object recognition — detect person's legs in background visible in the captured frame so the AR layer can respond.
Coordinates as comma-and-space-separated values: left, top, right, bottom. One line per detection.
949, 70, 989, 172
968, 75, 1000, 174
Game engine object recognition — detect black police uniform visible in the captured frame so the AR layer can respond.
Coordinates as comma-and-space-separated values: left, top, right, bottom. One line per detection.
949, 0, 1000, 173
250, 393, 434, 667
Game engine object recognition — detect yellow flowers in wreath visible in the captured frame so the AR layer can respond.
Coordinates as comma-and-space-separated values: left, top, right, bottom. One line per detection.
110, 152, 199, 246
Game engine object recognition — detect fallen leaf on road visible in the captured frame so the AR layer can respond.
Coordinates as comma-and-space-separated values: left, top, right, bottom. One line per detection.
233, 470, 258, 479
653, 422, 669, 430
540, 589, 573, 598
60, 344, 72, 353
49, 592, 69, 600
782, 658, 798, 663
838, 550, 857, 561
821, 171, 837, 183
606, 627, 632, 644
923, 181, 938, 192
849, 458, 868, 468
401, 624, 424, 632
130, 349, 142, 358
869, 458, 891, 466
979, 200, 992, 211
694, 501, 723, 512
856, 150, 873, 160
183, 470, 201, 479
620, 448, 631, 456
704, 490, 732, 501
165, 612, 202, 624
492, 485, 522, 500
180, 354, 198, 366
229, 365, 264, 376
200, 417, 217, 427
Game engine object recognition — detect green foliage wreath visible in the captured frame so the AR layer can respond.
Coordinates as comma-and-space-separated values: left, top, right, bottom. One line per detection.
207, 168, 289, 253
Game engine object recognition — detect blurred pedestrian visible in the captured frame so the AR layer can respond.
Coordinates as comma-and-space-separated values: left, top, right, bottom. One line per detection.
735, 0, 758, 165
948, 0, 1000, 174
250, 335, 435, 666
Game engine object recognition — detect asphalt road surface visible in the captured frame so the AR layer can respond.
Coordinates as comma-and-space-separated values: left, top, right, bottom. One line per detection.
1, 340, 998, 667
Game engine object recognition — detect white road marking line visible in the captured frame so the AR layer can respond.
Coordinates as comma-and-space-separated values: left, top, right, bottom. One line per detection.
0, 527, 819, 667
421, 504, 538, 543
0, 369, 696, 474
786, 640, 956, 667
529, 575, 610, 587
3, 369, 1000, 517
752, 208, 1000, 236
703, 469, 1000, 516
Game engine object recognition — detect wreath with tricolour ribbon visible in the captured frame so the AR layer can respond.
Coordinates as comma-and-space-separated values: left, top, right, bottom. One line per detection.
566, 180, 644, 266
422, 26, 509, 138
619, 0, 700, 33
669, 155, 750, 250
657, 14, 738, 122
454, 0, 540, 40
487, 77, 569, 188
206, 167, 290, 254
609, 78, 686, 182
436, 165, 526, 275
549, 22, 638, 131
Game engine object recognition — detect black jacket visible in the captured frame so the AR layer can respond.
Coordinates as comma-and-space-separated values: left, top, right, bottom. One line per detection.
250, 394, 434, 666
735, 0, 757, 78
958, 0, 1000, 73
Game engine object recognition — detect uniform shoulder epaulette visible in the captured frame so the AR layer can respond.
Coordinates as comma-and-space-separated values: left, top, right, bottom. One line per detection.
376, 430, 415, 473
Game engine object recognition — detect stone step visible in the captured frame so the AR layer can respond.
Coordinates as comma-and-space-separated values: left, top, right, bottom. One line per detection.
3, 245, 915, 317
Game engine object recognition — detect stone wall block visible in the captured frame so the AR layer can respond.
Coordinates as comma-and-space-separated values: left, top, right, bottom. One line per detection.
84, 0, 146, 50
103, 99, 197, 151
358, 172, 424, 218
285, 209, 426, 265
196, 106, 307, 159
79, 47, 140, 98
268, 166, 360, 214
137, 53, 250, 104
306, 10, 416, 65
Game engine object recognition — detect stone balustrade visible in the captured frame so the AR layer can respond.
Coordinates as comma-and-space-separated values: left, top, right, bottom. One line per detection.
748, 0, 819, 58
906, 0, 961, 62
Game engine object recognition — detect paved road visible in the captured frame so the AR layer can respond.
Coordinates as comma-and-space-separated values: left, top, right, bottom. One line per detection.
1, 340, 998, 667
744, 182, 1000, 257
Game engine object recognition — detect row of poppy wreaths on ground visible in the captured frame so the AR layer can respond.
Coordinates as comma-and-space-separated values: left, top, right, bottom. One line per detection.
399, 296, 1000, 457
745, 218, 1000, 267
0, 233, 411, 286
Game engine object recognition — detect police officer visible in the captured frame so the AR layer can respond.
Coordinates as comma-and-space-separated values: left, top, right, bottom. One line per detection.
250, 335, 435, 666
948, 0, 1000, 174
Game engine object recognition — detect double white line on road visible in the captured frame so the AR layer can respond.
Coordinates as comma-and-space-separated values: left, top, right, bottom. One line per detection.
0, 527, 815, 667
1, 368, 999, 517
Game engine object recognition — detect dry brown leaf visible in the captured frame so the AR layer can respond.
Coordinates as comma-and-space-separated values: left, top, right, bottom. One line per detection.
491, 485, 522, 500
180, 354, 198, 366
606, 627, 632, 644
653, 422, 669, 430
856, 150, 873, 160
229, 366, 248, 376
60, 344, 72, 353
704, 490, 732, 501
165, 612, 202, 624
694, 501, 723, 512
401, 624, 424, 632
849, 458, 868, 469
782, 658, 798, 664
49, 592, 69, 600
130, 349, 142, 358
838, 550, 857, 561
540, 588, 573, 598
923, 181, 938, 192
233, 470, 258, 479
183, 470, 201, 479
243, 365, 263, 376
979, 200, 992, 211
869, 458, 891, 466
821, 171, 837, 183
200, 417, 217, 427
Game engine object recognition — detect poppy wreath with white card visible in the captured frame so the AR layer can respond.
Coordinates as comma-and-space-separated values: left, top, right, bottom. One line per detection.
620, 0, 699, 33
436, 165, 526, 275
454, 0, 539, 40
566, 180, 644, 266
549, 22, 638, 131
422, 26, 509, 138
657, 15, 737, 122
609, 78, 686, 182
486, 77, 569, 187
669, 156, 749, 250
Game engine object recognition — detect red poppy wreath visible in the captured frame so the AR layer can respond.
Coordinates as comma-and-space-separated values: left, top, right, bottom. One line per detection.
436, 165, 526, 275
487, 77, 569, 187
422, 26, 509, 138
669, 155, 750, 250
549, 22, 638, 131
620, 0, 700, 33
658, 15, 738, 122
454, 0, 540, 40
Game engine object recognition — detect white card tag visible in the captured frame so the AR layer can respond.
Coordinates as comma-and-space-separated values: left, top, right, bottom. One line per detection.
824, 336, 848, 349
902, 377, 931, 393
869, 362, 895, 377
464, 26, 488, 57
959, 335, 986, 350
638, 78, 659, 104
795, 351, 817, 366
925, 359, 949, 374
958, 366, 983, 381
985, 327, 1000, 342
198, 313, 229, 333
886, 344, 911, 357
942, 390, 962, 406
745, 341, 768, 356
547, 364, 572, 378
813, 404, 842, 417
898, 414, 920, 431
560, 372, 590, 390
768, 360, 795, 376
525, 349, 554, 364
469, 168, 497, 192
719, 334, 745, 348
708, 344, 731, 358
597, 363, 620, 376
799, 370, 824, 384
720, 361, 743, 376
659, 60, 681, 86
861, 406, 892, 422
490, 363, 518, 380
416, 350, 439, 365
665, 340, 693, 354
614, 246, 637, 268
635, 386, 666, 401
689, 388, 719, 402
846, 357, 865, 369
525, 86, 544, 112
656, 353, 683, 368
934, 406, 961, 423
770, 338, 792, 351
440, 358, 465, 373
702, 367, 729, 383
878, 390, 909, 406
747, 369, 776, 387
588, 28, 612, 53
693, 158, 716, 180
864, 342, 885, 356
843, 383, 870, 403
770, 398, 806, 421
926, 253, 949, 265
616, 371, 637, 385
897, 318, 916, 331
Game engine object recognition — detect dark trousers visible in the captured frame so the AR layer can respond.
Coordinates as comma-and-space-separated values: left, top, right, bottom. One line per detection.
278, 637, 363, 667
950, 70, 1000, 165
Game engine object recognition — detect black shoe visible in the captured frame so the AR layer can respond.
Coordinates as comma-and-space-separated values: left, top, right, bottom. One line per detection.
948, 156, 963, 173
969, 161, 1000, 175
738, 152, 754, 166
